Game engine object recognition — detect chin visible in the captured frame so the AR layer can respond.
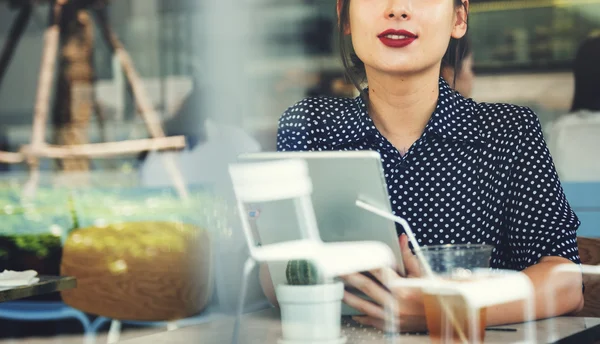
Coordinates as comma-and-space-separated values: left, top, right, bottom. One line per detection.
376, 64, 431, 76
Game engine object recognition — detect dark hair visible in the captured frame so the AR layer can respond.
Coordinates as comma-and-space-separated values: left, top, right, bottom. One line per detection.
571, 35, 600, 112
338, 0, 469, 99
442, 31, 472, 75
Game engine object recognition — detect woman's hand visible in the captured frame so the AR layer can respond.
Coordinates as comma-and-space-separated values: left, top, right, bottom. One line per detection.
341, 234, 427, 332
397, 234, 423, 278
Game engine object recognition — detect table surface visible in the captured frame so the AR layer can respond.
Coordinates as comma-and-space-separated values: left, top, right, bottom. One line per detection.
0, 276, 76, 303
120, 308, 600, 344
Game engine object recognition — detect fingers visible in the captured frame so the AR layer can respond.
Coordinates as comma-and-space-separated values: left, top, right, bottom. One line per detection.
343, 291, 389, 320
370, 268, 417, 298
399, 234, 422, 277
341, 273, 395, 309
370, 267, 401, 287
399, 233, 409, 250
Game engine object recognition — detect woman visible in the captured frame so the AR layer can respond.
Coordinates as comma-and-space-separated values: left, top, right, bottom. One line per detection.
546, 35, 600, 181
270, 0, 583, 331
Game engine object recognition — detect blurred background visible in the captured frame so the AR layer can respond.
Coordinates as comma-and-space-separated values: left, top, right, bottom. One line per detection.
1, 0, 598, 163
0, 0, 599, 342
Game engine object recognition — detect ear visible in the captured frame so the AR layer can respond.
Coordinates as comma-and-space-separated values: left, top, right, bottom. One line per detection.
337, 0, 351, 35
451, 0, 468, 39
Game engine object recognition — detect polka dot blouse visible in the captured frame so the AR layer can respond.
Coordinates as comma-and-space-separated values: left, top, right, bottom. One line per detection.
277, 77, 581, 271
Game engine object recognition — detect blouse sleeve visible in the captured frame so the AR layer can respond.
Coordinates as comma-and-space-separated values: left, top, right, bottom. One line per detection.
505, 109, 581, 271
276, 101, 317, 152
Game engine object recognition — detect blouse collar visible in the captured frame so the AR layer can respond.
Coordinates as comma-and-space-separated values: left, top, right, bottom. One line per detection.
347, 77, 483, 145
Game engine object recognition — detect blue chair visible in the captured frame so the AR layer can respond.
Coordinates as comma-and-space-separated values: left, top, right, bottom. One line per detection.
0, 301, 94, 343
562, 182, 600, 238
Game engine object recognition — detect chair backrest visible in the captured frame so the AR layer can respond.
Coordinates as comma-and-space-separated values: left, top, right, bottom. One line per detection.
229, 159, 312, 202
562, 183, 600, 238
228, 159, 321, 257
577, 237, 600, 317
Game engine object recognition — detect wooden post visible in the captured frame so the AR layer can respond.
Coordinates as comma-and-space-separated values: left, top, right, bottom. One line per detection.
0, 150, 23, 164
53, 4, 95, 172
30, 0, 65, 151
21, 136, 186, 159
1, 135, 186, 166
93, 8, 166, 139
94, 7, 189, 200
23, 0, 65, 199
0, 1, 189, 201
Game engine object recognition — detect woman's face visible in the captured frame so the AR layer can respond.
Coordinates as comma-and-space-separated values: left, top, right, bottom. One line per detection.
344, 0, 468, 76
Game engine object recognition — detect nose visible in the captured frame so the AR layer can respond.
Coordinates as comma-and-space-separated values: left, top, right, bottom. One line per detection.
385, 0, 412, 20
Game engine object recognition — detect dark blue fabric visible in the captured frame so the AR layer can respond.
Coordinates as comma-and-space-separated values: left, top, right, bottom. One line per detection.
277, 78, 581, 271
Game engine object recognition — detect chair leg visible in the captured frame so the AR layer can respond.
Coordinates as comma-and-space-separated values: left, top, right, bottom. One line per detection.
231, 258, 257, 344
67, 309, 94, 344
83, 331, 96, 344
166, 322, 178, 331
107, 319, 121, 344
524, 296, 536, 344
468, 306, 479, 344
382, 268, 397, 344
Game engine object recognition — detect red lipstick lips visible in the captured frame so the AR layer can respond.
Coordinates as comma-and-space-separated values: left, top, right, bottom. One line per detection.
378, 29, 417, 48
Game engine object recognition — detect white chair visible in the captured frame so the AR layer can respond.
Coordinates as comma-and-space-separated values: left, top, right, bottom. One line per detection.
547, 264, 600, 342
228, 159, 397, 344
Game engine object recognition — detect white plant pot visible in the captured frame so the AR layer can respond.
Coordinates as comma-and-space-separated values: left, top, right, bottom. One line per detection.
276, 282, 344, 343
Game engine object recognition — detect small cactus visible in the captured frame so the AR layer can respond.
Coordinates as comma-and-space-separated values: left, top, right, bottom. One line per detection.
285, 259, 320, 285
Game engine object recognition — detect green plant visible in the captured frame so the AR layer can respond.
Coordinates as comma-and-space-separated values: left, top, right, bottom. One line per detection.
67, 192, 79, 232
12, 234, 61, 258
285, 260, 321, 285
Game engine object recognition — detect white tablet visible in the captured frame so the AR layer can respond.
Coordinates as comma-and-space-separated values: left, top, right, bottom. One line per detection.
238, 151, 405, 315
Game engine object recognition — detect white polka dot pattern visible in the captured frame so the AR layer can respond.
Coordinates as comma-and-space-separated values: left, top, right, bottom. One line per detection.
276, 78, 581, 271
